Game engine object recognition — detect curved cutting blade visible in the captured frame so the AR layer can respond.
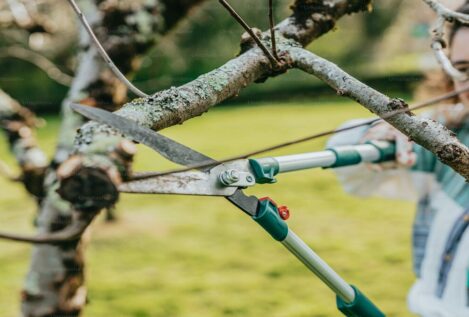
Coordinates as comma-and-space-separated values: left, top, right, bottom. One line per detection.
118, 170, 238, 196
71, 103, 215, 167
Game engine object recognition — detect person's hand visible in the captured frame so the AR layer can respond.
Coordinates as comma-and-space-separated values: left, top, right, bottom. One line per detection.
360, 121, 416, 171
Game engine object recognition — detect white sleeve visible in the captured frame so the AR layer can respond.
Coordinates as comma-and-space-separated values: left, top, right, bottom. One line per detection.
327, 119, 432, 201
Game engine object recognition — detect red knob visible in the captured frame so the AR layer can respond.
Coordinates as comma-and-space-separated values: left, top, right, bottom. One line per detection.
259, 197, 290, 220
278, 206, 290, 220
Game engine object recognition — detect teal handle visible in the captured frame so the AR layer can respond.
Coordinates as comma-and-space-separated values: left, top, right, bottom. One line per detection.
366, 141, 396, 163
328, 147, 362, 168
328, 141, 396, 168
337, 286, 385, 317
249, 159, 279, 184
252, 199, 288, 241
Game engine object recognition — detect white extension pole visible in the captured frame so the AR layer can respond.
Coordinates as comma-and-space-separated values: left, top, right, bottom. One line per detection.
256, 143, 386, 173
281, 229, 356, 303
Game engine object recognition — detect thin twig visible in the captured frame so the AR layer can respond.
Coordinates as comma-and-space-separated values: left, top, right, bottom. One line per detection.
0, 46, 73, 86
432, 41, 467, 81
129, 85, 469, 181
268, 0, 279, 60
0, 214, 94, 244
422, 0, 469, 81
423, 0, 469, 24
219, 0, 280, 68
66, 0, 149, 97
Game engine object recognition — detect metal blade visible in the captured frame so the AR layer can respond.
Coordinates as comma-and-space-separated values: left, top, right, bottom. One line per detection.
71, 103, 215, 167
226, 190, 258, 216
118, 171, 238, 196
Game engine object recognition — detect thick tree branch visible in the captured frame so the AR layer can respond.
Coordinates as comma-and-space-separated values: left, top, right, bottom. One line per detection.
75, 47, 268, 145
290, 47, 469, 179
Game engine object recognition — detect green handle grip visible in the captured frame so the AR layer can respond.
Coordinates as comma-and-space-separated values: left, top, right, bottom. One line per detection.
366, 141, 396, 163
328, 141, 396, 168
328, 147, 362, 168
249, 159, 279, 184
252, 198, 288, 241
337, 286, 385, 317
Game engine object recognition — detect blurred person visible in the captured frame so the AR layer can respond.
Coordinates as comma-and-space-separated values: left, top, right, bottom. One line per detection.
327, 2, 469, 317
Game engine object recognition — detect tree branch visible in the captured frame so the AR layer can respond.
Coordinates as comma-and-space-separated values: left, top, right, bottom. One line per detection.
66, 0, 149, 97
269, 0, 279, 61
290, 47, 469, 179
422, 0, 469, 24
0, 212, 94, 244
0, 89, 48, 198
0, 46, 73, 86
218, 0, 280, 68
422, 0, 469, 81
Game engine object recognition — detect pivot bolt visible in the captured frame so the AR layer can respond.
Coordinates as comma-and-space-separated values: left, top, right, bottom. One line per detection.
219, 169, 240, 185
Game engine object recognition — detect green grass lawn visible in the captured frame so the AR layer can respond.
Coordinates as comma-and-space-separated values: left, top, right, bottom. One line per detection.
0, 100, 416, 316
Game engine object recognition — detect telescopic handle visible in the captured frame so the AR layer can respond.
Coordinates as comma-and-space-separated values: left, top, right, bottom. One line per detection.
252, 199, 386, 317
250, 141, 395, 184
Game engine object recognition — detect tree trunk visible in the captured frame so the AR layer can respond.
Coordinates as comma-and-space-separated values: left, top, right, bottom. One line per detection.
20, 0, 205, 315
21, 0, 161, 315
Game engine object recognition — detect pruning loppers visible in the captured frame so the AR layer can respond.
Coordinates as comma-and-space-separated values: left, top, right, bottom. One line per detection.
72, 103, 394, 317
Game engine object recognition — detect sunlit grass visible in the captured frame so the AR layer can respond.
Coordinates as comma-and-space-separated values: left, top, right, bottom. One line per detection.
0, 100, 415, 316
